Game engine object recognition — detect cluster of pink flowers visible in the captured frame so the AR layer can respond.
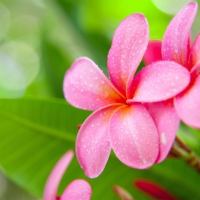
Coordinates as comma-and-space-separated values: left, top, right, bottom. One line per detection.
63, 1, 199, 179
44, 2, 200, 199
144, 2, 200, 130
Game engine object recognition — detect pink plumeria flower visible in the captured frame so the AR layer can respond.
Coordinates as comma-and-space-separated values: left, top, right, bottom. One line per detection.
144, 2, 200, 130
43, 150, 92, 200
63, 13, 190, 178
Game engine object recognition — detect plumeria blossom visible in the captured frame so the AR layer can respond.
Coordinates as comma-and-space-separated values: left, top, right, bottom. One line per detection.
43, 150, 92, 200
144, 2, 200, 130
63, 13, 190, 178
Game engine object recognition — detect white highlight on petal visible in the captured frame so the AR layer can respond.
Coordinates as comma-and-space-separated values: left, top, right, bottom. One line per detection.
161, 132, 167, 145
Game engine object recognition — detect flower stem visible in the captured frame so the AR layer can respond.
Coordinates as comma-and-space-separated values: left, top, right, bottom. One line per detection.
169, 137, 200, 173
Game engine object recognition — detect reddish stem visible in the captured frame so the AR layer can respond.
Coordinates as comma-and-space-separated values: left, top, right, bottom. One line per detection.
169, 137, 200, 173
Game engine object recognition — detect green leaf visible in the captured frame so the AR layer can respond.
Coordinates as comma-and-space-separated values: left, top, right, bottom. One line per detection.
0, 97, 200, 200
0, 97, 90, 197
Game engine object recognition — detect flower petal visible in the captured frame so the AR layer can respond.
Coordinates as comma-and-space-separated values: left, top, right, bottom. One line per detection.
109, 104, 159, 169
134, 179, 178, 200
191, 62, 200, 76
190, 33, 200, 70
162, 2, 197, 67
60, 179, 92, 200
145, 100, 180, 163
76, 104, 121, 178
128, 61, 190, 102
108, 14, 149, 96
113, 185, 134, 200
63, 57, 125, 111
143, 41, 162, 65
175, 74, 200, 129
43, 150, 74, 200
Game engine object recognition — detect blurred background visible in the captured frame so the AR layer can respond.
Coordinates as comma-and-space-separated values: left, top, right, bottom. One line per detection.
0, 0, 199, 199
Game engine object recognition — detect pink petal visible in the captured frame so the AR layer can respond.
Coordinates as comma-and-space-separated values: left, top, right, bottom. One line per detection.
76, 104, 121, 178
60, 179, 92, 200
143, 41, 162, 65
162, 2, 198, 67
43, 150, 74, 200
63, 57, 125, 111
145, 100, 180, 163
190, 33, 200, 70
128, 61, 190, 102
134, 179, 178, 200
108, 14, 149, 96
175, 74, 200, 129
109, 104, 159, 169
191, 62, 200, 76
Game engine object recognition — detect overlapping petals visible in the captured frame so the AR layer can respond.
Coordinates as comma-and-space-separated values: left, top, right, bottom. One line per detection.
76, 104, 121, 178
144, 2, 200, 130
63, 57, 125, 111
128, 61, 190, 101
43, 150, 92, 200
109, 104, 158, 169
143, 41, 162, 64
175, 75, 200, 129
145, 100, 180, 163
64, 13, 191, 178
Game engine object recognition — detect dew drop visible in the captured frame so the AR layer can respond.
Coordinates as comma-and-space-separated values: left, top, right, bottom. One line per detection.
161, 132, 167, 144
175, 75, 179, 80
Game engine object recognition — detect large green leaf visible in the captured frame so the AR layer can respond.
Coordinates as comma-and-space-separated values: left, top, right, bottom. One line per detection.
0, 97, 200, 199
0, 97, 90, 197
